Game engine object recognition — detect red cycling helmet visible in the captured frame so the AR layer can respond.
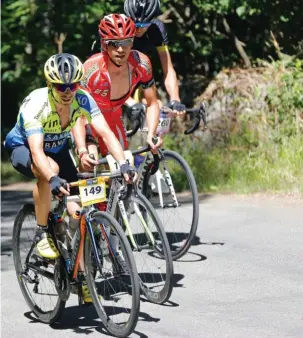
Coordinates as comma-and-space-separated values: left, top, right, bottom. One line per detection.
98, 14, 136, 40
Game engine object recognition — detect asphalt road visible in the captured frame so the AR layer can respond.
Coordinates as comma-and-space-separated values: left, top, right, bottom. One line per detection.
1, 191, 302, 338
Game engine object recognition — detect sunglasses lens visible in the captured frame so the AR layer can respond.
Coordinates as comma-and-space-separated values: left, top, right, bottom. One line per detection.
54, 83, 79, 92
106, 38, 133, 48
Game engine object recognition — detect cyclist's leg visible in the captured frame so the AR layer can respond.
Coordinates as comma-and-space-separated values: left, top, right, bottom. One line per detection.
10, 145, 60, 258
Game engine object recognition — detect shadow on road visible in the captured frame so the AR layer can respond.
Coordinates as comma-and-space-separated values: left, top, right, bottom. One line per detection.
24, 301, 160, 337
177, 251, 207, 263
1, 191, 32, 219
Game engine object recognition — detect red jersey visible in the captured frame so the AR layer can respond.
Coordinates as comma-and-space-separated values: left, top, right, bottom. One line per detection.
82, 50, 155, 155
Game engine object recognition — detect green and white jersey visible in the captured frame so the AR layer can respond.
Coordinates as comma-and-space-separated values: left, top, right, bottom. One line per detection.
5, 87, 101, 153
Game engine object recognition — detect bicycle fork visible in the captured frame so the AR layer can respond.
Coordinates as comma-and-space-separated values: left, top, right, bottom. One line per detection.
157, 160, 180, 209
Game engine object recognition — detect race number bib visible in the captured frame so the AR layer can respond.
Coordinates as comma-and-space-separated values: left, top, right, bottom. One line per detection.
79, 177, 107, 206
156, 116, 171, 135
106, 150, 134, 173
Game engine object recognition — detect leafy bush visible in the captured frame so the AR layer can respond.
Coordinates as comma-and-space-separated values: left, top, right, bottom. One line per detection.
164, 58, 303, 194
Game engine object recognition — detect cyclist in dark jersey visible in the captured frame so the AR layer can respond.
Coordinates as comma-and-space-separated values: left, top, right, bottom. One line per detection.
124, 0, 186, 114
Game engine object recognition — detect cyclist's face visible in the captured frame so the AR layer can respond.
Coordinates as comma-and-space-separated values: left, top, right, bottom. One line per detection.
106, 42, 133, 66
135, 27, 149, 37
51, 86, 77, 106
56, 89, 76, 105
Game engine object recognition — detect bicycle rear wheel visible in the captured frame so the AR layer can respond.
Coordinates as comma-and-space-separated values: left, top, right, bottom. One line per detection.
125, 192, 174, 304
143, 149, 199, 260
84, 211, 140, 338
12, 204, 65, 324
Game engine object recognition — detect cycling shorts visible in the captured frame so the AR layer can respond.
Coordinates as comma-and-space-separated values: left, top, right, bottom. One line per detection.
9, 143, 78, 185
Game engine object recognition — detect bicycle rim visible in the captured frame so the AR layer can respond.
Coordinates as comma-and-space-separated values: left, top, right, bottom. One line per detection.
143, 150, 199, 260
12, 204, 65, 324
126, 193, 174, 304
84, 211, 140, 338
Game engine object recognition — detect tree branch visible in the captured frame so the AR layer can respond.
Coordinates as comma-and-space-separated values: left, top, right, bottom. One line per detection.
223, 17, 251, 68
54, 32, 67, 54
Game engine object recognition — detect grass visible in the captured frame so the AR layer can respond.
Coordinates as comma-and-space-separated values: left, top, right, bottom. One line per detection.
1, 161, 33, 186
164, 134, 303, 195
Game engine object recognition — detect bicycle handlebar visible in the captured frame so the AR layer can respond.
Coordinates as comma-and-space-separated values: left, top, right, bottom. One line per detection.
161, 102, 208, 135
126, 102, 208, 137
126, 119, 141, 137
72, 140, 161, 186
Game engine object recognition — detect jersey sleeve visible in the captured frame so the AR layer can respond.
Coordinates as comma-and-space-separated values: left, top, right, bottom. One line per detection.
81, 55, 101, 93
76, 89, 102, 121
17, 94, 44, 138
137, 53, 155, 89
150, 19, 169, 52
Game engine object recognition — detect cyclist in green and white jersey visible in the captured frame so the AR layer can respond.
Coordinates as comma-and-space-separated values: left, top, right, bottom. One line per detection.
5, 53, 134, 262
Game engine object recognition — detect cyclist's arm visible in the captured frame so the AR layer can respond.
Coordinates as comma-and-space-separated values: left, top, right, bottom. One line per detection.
72, 114, 126, 164
91, 114, 127, 163
157, 47, 180, 102
143, 84, 160, 142
27, 134, 57, 181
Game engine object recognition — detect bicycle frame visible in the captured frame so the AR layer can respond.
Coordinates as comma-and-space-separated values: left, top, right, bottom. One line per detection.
136, 149, 180, 209
105, 178, 155, 250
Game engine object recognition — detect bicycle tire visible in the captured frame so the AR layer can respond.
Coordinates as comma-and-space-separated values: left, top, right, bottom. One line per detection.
12, 204, 65, 324
142, 149, 199, 260
126, 192, 174, 304
84, 211, 140, 338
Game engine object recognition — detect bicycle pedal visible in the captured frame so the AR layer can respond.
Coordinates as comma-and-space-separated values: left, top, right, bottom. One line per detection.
31, 253, 55, 264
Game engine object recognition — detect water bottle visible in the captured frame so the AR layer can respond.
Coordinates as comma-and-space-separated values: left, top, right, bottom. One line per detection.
69, 210, 81, 237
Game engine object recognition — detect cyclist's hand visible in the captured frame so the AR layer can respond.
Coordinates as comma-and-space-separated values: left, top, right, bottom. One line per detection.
120, 163, 137, 183
80, 152, 98, 171
147, 134, 162, 153
49, 175, 70, 198
169, 100, 186, 116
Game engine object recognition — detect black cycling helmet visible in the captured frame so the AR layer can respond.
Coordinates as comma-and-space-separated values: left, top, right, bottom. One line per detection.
124, 0, 160, 23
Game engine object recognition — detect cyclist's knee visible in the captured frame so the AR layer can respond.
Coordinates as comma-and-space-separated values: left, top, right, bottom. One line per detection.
32, 157, 59, 179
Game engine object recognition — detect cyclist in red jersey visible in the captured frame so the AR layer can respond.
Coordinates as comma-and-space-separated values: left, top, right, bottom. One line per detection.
74, 14, 161, 169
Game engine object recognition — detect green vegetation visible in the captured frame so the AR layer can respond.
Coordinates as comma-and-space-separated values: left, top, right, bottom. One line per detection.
1, 162, 33, 185
164, 58, 303, 194
1, 0, 302, 193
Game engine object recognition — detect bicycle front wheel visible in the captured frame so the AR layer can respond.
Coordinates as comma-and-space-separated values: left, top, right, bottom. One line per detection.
126, 192, 174, 304
84, 211, 140, 338
12, 204, 65, 324
143, 149, 199, 260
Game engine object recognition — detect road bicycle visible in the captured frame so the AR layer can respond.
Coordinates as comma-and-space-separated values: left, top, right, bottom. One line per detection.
87, 148, 174, 305
127, 103, 207, 260
12, 170, 140, 338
